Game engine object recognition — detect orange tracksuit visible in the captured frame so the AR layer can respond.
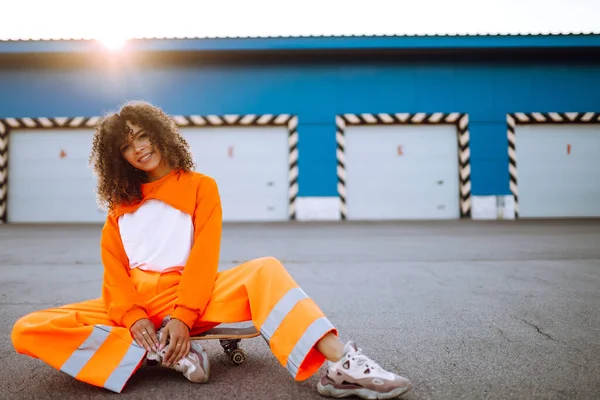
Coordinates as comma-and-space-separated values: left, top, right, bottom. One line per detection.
11, 170, 337, 393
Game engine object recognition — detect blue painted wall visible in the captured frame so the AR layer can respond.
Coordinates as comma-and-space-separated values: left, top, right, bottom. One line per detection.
1, 54, 599, 197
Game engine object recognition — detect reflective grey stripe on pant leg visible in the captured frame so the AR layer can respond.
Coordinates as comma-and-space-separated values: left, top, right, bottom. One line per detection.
286, 317, 336, 378
60, 325, 112, 378
103, 340, 146, 393
260, 287, 309, 342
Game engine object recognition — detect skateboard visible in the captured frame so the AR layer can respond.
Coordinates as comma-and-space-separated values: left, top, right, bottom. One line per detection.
191, 326, 260, 365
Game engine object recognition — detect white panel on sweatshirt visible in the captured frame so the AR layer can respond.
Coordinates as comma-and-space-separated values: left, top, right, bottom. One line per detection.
118, 199, 194, 273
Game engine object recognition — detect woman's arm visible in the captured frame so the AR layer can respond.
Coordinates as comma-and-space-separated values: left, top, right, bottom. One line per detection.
101, 213, 150, 329
170, 176, 223, 329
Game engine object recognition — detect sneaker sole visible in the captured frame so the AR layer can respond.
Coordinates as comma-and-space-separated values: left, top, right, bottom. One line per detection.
317, 381, 412, 399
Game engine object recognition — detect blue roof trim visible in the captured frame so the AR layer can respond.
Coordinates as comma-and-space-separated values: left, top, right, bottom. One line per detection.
1, 34, 599, 55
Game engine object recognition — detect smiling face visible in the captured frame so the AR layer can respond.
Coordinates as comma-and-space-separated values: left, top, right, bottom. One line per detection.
120, 120, 171, 181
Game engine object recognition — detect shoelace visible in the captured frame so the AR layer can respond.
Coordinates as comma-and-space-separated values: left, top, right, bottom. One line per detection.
349, 348, 382, 371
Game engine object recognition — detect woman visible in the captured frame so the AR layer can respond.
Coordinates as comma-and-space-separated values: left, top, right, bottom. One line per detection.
11, 101, 411, 399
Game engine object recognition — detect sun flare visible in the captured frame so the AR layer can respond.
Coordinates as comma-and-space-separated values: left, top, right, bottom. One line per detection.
97, 35, 128, 50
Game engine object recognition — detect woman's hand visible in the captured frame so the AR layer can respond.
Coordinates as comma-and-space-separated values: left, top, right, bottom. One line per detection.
130, 318, 159, 352
160, 318, 191, 366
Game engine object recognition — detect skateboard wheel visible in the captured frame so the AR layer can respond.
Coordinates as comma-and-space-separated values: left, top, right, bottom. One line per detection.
230, 349, 246, 365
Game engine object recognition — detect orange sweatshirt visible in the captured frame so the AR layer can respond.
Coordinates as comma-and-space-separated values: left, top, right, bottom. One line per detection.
99, 170, 222, 329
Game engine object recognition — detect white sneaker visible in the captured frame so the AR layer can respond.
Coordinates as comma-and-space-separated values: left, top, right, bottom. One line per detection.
317, 341, 411, 399
148, 331, 210, 383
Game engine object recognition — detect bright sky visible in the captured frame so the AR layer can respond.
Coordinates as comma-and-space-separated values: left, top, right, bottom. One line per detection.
1, 0, 599, 43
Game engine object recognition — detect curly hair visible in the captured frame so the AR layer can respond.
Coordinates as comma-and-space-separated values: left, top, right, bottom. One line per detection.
89, 101, 195, 210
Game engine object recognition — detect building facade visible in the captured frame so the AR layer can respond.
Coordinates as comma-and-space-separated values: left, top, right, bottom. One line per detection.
1, 34, 599, 223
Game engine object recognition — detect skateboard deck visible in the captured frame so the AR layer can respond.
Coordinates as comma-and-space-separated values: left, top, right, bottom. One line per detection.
191, 326, 260, 340
190, 325, 260, 365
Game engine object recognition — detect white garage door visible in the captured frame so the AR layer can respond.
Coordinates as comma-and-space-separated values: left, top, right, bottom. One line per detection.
180, 126, 289, 222
7, 128, 105, 223
516, 124, 600, 218
345, 124, 460, 220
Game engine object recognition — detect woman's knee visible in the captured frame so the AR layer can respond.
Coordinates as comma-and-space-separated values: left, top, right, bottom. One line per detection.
11, 312, 36, 352
257, 256, 285, 272
12, 313, 32, 335
244, 256, 287, 276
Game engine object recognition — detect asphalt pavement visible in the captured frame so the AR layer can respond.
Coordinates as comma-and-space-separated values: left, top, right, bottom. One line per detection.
1, 220, 599, 400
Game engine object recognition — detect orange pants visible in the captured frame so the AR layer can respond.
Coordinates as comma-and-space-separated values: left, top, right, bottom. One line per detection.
11, 257, 337, 393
